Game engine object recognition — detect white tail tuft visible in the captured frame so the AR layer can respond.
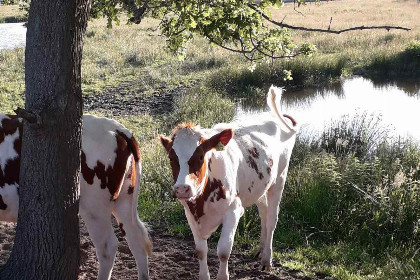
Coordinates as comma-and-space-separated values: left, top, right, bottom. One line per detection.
267, 85, 298, 133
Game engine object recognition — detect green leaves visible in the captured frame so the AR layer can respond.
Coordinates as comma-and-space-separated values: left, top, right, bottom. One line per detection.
88, 0, 317, 68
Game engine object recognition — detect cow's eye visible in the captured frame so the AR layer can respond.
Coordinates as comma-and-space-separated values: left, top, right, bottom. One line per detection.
199, 155, 204, 161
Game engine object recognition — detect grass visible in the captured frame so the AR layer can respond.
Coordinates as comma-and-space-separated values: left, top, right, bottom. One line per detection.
1, 0, 420, 279
0, 5, 25, 23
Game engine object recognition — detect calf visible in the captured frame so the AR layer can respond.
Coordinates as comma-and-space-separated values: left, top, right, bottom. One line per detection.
0, 114, 151, 280
160, 86, 298, 280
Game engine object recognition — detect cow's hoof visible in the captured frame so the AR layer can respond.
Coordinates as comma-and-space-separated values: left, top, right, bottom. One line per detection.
261, 264, 272, 271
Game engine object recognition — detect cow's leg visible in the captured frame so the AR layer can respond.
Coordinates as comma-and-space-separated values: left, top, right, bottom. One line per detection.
192, 234, 210, 280
255, 194, 268, 258
216, 198, 244, 280
261, 168, 288, 270
80, 209, 118, 280
114, 202, 150, 280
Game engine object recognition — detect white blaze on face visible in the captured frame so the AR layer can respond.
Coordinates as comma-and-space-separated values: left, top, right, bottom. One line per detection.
172, 129, 202, 194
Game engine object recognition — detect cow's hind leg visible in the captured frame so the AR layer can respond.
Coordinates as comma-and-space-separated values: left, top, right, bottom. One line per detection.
80, 209, 118, 280
261, 168, 288, 271
114, 202, 150, 280
216, 198, 244, 280
255, 194, 268, 259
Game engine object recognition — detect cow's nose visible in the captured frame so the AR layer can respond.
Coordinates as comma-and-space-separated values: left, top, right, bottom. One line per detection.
173, 184, 193, 199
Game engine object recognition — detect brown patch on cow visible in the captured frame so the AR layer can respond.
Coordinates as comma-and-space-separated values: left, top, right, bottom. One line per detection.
119, 223, 126, 236
188, 146, 207, 187
0, 195, 7, 210
196, 249, 204, 260
170, 122, 196, 137
0, 115, 22, 188
116, 131, 141, 162
128, 157, 136, 194
266, 158, 273, 176
283, 113, 297, 127
248, 147, 260, 159
219, 254, 228, 262
246, 156, 264, 180
80, 133, 133, 201
186, 178, 226, 222
208, 158, 212, 172
168, 148, 180, 181
248, 181, 255, 193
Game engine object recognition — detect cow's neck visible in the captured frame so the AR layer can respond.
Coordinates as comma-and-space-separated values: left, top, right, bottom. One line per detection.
184, 152, 233, 224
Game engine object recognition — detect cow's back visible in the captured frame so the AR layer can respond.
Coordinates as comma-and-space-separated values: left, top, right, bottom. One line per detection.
0, 114, 22, 222
80, 114, 135, 204
231, 113, 296, 207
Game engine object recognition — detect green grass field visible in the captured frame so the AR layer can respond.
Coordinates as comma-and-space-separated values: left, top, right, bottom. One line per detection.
1, 1, 420, 279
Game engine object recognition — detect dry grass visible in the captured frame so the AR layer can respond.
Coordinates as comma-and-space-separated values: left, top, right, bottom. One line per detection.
272, 0, 419, 55
0, 4, 25, 23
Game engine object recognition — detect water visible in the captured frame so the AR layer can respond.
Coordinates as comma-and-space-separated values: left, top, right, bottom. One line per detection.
0, 22, 26, 50
280, 77, 420, 140
238, 77, 420, 141
1, 22, 419, 141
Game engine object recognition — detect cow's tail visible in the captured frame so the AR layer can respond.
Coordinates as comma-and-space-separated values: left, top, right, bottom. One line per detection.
267, 85, 298, 133
120, 133, 153, 256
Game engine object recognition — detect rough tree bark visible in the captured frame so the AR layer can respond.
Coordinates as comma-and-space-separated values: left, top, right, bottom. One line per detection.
0, 0, 91, 279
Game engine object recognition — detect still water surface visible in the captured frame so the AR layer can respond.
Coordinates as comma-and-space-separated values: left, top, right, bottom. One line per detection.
283, 77, 420, 140
240, 77, 420, 141
0, 22, 26, 50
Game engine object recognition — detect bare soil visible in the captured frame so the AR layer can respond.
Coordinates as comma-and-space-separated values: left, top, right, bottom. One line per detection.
0, 220, 332, 280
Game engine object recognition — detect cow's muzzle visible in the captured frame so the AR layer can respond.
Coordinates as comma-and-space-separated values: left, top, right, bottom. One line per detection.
172, 184, 193, 200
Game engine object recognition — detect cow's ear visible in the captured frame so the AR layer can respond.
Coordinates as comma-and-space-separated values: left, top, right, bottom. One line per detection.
204, 129, 234, 151
160, 135, 172, 152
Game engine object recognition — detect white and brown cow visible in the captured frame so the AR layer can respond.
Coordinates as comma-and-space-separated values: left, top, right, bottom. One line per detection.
160, 86, 298, 280
0, 113, 151, 280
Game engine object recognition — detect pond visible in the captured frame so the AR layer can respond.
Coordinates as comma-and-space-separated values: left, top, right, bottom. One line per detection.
0, 22, 26, 50
283, 77, 420, 141
239, 77, 420, 141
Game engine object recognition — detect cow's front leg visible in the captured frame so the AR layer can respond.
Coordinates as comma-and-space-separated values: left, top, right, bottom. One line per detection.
216, 199, 244, 280
192, 234, 210, 280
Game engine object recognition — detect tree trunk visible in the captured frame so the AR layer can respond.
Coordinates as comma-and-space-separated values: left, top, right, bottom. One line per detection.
0, 0, 91, 279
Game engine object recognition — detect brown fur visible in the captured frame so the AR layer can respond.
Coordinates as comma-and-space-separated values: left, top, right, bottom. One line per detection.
0, 195, 7, 210
186, 178, 226, 222
0, 115, 22, 189
81, 132, 134, 201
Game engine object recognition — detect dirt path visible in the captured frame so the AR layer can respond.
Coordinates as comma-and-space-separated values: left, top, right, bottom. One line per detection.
83, 82, 190, 117
0, 221, 331, 280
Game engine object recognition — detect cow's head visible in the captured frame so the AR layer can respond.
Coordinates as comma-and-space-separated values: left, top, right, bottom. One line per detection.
160, 125, 233, 200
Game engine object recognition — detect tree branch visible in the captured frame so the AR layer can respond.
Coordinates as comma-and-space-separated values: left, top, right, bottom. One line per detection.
248, 4, 411, 34
14, 108, 41, 124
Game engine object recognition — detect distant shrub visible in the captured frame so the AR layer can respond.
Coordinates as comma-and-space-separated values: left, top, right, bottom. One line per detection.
406, 40, 420, 56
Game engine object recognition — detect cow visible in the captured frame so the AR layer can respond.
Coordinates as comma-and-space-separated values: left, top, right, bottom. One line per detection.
0, 113, 152, 280
160, 86, 298, 280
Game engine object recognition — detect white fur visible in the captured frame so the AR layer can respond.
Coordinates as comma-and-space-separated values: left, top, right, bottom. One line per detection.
170, 87, 298, 279
0, 114, 150, 280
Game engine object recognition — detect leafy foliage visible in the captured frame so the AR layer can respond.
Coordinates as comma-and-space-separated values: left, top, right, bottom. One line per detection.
88, 0, 316, 61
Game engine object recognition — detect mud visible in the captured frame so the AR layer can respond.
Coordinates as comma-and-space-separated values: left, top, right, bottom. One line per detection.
0, 220, 332, 279
83, 82, 188, 117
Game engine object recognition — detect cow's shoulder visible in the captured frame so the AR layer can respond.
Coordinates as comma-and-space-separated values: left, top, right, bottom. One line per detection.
0, 114, 22, 137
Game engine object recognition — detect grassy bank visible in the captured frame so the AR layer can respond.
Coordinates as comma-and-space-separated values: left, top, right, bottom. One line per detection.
1, 0, 419, 279
0, 5, 25, 23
